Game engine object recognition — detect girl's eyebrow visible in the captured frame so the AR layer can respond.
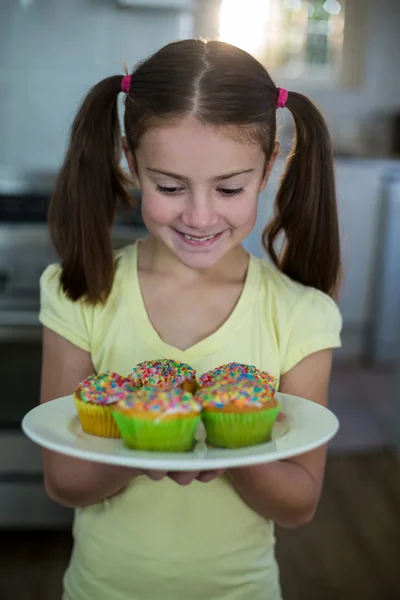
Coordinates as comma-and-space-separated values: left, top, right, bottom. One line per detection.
146, 168, 255, 182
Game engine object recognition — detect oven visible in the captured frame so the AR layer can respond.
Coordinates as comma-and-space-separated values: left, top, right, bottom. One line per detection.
0, 170, 146, 528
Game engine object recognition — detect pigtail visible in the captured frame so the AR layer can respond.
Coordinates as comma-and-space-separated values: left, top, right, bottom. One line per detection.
48, 76, 132, 303
263, 91, 341, 297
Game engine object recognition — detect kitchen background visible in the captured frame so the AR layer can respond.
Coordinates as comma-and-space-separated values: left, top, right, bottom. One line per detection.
0, 0, 399, 599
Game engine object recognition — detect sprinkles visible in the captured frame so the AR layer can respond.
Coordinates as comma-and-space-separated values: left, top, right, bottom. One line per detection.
75, 362, 278, 418
115, 386, 201, 416
76, 372, 136, 406
199, 363, 277, 390
196, 380, 277, 410
129, 359, 196, 389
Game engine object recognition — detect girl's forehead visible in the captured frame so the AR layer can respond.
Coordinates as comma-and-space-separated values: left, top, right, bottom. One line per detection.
136, 117, 264, 166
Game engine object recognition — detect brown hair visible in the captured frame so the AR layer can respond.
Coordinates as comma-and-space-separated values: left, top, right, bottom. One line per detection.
49, 39, 340, 303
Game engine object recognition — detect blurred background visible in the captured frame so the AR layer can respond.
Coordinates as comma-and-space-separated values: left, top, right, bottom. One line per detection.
0, 0, 399, 598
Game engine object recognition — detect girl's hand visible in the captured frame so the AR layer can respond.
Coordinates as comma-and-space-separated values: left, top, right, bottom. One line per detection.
140, 469, 224, 485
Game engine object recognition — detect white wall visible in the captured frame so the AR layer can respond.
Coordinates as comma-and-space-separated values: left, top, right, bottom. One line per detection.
308, 0, 400, 149
0, 0, 193, 169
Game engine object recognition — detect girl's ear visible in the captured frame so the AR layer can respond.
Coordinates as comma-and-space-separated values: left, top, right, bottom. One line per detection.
260, 141, 279, 193
122, 136, 140, 188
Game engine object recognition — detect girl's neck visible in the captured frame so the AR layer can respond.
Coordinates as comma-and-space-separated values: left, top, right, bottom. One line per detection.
138, 236, 249, 285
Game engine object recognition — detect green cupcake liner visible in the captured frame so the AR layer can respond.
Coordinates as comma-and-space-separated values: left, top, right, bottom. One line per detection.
112, 412, 201, 452
202, 405, 280, 449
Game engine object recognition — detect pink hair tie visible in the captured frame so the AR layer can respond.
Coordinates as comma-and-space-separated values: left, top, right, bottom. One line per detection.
277, 87, 288, 109
121, 74, 132, 94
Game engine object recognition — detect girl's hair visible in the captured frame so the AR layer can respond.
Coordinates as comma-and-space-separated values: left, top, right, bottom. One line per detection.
49, 39, 340, 303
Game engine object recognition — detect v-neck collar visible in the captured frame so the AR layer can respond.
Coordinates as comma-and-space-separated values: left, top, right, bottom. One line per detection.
128, 241, 261, 360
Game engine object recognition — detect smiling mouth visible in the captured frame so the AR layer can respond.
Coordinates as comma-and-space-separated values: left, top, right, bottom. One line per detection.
183, 233, 217, 241
174, 229, 224, 246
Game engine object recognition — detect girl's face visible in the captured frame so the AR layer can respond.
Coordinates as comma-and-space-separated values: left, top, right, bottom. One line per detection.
126, 117, 276, 271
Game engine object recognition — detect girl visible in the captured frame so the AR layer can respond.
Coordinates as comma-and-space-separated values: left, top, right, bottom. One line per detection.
40, 39, 342, 600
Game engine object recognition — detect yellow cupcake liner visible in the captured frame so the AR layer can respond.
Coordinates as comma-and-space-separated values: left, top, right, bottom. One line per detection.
74, 395, 121, 438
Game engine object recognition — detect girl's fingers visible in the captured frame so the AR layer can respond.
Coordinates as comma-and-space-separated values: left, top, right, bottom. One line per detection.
144, 469, 224, 484
196, 469, 225, 483
168, 471, 199, 486
146, 470, 168, 481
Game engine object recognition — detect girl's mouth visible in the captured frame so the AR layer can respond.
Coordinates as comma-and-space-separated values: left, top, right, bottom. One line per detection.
174, 230, 224, 247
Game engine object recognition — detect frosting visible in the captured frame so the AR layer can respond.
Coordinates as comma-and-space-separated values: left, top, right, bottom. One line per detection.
115, 386, 202, 418
77, 372, 135, 406
130, 359, 196, 388
199, 363, 277, 390
196, 380, 277, 410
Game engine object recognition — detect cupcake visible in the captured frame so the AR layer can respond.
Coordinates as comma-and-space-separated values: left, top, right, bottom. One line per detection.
197, 380, 280, 449
74, 372, 135, 438
199, 362, 277, 391
129, 359, 198, 393
113, 387, 202, 452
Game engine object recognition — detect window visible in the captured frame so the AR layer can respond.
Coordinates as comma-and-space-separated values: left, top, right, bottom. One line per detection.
219, 0, 345, 81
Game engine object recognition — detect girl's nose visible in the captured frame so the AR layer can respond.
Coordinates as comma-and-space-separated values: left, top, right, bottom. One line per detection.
181, 195, 219, 231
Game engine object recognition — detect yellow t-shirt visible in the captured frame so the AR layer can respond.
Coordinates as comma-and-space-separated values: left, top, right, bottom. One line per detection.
40, 241, 342, 600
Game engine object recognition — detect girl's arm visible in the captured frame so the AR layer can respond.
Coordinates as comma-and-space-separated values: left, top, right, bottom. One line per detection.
227, 349, 332, 528
40, 328, 144, 508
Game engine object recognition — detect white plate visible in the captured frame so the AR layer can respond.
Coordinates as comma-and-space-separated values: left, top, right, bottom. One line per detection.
21, 393, 339, 471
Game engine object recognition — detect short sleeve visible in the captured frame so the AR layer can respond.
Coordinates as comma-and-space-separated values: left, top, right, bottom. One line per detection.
281, 289, 342, 374
39, 264, 92, 352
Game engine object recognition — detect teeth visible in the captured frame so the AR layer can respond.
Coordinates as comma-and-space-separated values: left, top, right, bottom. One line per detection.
184, 234, 215, 241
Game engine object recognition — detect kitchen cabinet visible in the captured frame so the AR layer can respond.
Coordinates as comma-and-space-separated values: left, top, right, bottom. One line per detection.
335, 160, 385, 326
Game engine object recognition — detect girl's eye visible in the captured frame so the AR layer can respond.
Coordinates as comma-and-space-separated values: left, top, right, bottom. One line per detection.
156, 185, 244, 197
219, 187, 244, 197
156, 185, 183, 196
